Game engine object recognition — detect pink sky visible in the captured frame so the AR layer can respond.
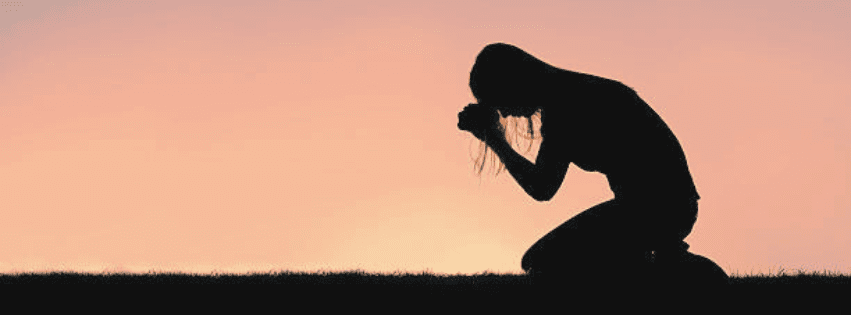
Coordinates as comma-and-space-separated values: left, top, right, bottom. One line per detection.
1, 0, 849, 276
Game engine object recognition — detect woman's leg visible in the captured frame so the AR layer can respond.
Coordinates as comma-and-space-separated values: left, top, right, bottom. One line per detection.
521, 199, 650, 281
643, 199, 728, 284
645, 198, 698, 257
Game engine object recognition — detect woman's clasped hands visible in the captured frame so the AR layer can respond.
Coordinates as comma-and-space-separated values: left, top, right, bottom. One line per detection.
457, 103, 503, 142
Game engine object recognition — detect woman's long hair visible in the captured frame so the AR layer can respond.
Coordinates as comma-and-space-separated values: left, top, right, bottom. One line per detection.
468, 43, 557, 176
470, 110, 542, 177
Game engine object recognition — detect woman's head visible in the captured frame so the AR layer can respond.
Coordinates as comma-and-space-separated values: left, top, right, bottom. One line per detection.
468, 43, 551, 177
469, 43, 558, 111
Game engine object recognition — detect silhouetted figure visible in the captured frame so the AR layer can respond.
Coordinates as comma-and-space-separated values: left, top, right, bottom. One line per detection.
458, 43, 728, 285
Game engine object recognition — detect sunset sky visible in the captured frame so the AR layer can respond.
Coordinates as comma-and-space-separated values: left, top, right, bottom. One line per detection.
1, 0, 849, 276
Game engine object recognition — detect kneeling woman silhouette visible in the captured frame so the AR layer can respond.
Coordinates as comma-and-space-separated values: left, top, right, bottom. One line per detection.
458, 43, 727, 285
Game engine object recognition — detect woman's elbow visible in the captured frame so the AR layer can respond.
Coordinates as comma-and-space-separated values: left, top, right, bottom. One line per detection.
531, 180, 562, 201
531, 189, 556, 202
532, 195, 551, 202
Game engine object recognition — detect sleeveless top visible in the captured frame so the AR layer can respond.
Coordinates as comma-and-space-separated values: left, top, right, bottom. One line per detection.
541, 74, 700, 202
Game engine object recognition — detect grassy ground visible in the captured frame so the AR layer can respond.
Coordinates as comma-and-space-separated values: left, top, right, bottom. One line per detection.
2, 269, 849, 284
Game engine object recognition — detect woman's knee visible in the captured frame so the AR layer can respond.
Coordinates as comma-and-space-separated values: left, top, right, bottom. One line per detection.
521, 199, 630, 272
522, 241, 623, 274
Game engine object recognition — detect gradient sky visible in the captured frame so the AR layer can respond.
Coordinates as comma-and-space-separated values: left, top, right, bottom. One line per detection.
1, 0, 849, 276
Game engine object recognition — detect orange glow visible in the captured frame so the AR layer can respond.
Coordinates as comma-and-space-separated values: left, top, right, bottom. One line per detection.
1, 1, 849, 276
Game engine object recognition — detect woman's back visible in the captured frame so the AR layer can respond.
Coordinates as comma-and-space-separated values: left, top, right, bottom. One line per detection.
541, 71, 700, 202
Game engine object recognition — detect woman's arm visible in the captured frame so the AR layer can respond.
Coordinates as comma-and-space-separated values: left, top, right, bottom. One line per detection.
484, 129, 569, 201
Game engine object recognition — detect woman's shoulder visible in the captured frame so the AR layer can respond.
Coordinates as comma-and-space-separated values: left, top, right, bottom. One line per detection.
540, 74, 636, 131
